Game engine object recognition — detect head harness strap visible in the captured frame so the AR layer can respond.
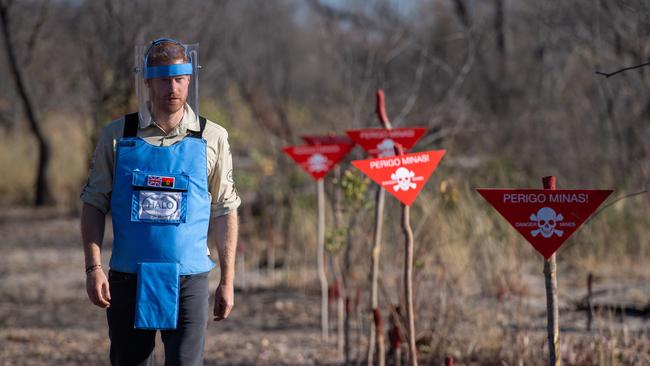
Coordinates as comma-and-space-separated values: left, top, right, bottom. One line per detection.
144, 38, 193, 79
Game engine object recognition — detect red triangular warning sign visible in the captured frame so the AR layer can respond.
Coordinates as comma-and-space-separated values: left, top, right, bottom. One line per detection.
283, 144, 353, 180
346, 127, 427, 157
477, 189, 613, 259
302, 134, 355, 146
352, 150, 445, 206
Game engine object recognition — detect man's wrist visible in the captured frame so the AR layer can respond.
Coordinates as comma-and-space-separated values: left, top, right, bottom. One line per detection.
219, 275, 234, 286
85, 264, 102, 274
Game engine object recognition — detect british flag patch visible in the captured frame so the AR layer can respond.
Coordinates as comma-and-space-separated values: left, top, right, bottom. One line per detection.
147, 176, 162, 187
147, 175, 175, 188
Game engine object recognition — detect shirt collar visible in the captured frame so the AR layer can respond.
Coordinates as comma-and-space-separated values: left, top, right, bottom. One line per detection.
139, 104, 201, 134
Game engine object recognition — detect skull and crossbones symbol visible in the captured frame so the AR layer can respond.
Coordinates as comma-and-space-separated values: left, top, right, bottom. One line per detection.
530, 207, 564, 238
308, 153, 328, 172
376, 139, 395, 157
391, 167, 417, 192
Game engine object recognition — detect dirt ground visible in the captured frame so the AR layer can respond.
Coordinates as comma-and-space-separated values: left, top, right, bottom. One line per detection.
1, 207, 648, 365
0, 208, 344, 366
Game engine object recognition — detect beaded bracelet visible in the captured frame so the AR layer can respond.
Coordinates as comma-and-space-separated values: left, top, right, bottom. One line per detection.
85, 264, 102, 274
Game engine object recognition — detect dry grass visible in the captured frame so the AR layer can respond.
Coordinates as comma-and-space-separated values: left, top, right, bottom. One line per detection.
302, 170, 650, 365
0, 113, 88, 208
1, 112, 648, 364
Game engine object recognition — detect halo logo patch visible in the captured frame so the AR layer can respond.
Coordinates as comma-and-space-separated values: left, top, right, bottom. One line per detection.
138, 191, 182, 221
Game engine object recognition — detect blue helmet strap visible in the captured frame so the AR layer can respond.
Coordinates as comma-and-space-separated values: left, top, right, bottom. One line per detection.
145, 63, 193, 79
144, 38, 193, 79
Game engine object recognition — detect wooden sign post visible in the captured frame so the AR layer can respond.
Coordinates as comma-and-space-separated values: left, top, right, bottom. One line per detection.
283, 143, 353, 340
301, 134, 355, 357
352, 96, 445, 366
347, 90, 428, 366
477, 179, 612, 365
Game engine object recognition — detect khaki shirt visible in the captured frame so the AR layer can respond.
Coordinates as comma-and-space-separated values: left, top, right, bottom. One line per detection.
80, 107, 241, 217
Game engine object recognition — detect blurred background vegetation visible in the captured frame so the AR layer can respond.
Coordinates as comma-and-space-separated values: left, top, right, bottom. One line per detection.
0, 0, 648, 363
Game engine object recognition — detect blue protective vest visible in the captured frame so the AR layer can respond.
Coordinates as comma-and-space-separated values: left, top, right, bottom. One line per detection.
109, 113, 215, 275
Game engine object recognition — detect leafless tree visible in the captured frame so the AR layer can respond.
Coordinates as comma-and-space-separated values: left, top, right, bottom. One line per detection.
0, 0, 52, 205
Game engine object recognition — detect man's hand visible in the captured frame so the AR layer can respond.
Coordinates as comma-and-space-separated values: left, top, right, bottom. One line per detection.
213, 281, 234, 321
86, 269, 111, 308
81, 203, 109, 308
210, 211, 238, 321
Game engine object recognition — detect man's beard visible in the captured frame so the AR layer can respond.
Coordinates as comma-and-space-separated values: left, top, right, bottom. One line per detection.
158, 95, 186, 114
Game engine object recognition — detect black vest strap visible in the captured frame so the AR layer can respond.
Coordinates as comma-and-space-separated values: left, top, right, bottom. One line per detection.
123, 113, 139, 138
190, 116, 207, 139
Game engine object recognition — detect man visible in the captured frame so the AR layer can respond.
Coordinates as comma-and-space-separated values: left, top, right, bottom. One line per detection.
80, 38, 240, 365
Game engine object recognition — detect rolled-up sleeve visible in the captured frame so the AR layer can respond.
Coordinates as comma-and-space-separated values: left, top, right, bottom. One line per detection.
208, 132, 241, 217
80, 123, 117, 214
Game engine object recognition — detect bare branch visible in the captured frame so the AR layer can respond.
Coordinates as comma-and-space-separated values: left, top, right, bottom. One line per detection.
595, 62, 650, 78
21, 0, 49, 65
585, 181, 650, 225
0, 0, 14, 12
451, 0, 472, 28
305, 0, 376, 30
351, 50, 376, 128
393, 48, 427, 127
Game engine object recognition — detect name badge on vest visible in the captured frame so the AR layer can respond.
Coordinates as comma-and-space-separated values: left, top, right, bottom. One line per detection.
130, 172, 189, 223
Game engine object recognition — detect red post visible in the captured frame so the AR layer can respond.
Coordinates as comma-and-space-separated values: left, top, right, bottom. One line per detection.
543, 176, 557, 190
376, 90, 391, 129
389, 306, 403, 366
376, 90, 417, 366
373, 308, 386, 365
368, 89, 392, 366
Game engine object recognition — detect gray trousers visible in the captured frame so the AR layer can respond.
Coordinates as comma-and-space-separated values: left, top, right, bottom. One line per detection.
106, 270, 209, 366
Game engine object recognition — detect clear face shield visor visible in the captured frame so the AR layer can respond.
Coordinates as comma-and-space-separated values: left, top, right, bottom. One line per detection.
134, 39, 200, 126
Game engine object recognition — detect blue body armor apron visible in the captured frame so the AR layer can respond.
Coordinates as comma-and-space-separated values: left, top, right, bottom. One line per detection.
109, 113, 214, 329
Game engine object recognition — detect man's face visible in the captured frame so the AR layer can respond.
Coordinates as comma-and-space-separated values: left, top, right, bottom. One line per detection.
145, 61, 190, 114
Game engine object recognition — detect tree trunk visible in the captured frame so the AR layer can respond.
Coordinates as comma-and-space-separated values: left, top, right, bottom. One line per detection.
494, 0, 505, 57
493, 0, 509, 113
0, 3, 52, 206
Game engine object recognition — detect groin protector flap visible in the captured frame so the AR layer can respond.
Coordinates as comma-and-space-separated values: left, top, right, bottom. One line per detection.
135, 262, 180, 329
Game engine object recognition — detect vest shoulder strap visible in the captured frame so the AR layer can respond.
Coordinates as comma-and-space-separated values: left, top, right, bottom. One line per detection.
123, 113, 139, 138
189, 116, 207, 139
